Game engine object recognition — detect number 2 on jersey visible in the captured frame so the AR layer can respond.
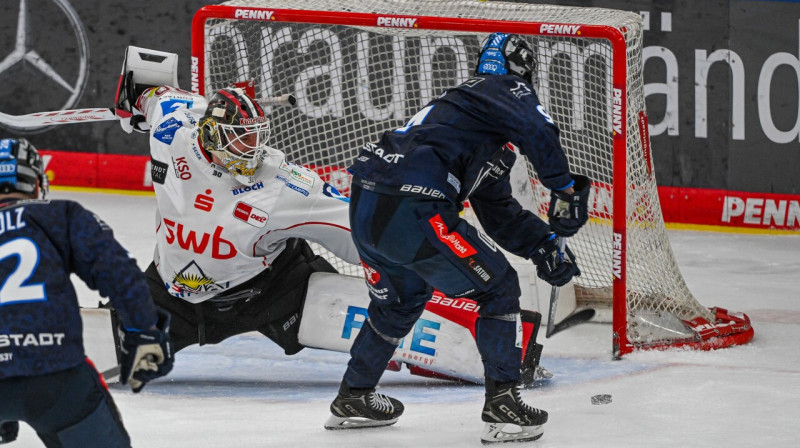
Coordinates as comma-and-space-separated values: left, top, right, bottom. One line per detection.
0, 238, 46, 305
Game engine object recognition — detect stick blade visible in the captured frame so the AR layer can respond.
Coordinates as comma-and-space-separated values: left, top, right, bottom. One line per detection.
547, 308, 596, 338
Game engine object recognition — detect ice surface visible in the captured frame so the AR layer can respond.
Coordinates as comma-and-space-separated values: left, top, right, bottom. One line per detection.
11, 190, 800, 447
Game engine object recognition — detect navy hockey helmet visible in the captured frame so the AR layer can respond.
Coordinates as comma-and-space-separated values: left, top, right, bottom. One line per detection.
199, 87, 271, 185
475, 33, 536, 84
0, 138, 49, 199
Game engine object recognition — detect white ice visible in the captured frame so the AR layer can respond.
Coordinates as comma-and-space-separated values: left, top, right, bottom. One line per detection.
11, 190, 800, 448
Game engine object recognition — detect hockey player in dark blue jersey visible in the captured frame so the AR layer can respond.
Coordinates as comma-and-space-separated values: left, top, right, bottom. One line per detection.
0, 138, 174, 447
325, 33, 591, 444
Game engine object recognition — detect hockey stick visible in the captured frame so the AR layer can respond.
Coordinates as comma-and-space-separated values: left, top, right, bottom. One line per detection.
0, 94, 297, 129
545, 237, 595, 338
549, 308, 595, 337
0, 108, 119, 128
261, 93, 297, 108
545, 238, 567, 338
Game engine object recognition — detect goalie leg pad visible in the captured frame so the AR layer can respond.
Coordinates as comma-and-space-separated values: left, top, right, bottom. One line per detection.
520, 310, 551, 387
253, 239, 338, 355
300, 273, 548, 385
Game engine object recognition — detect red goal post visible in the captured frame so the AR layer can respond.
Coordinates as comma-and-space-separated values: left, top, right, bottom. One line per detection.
190, 0, 753, 357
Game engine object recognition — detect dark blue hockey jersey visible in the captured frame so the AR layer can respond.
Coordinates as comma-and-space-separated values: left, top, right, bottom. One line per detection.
349, 74, 574, 204
0, 199, 157, 380
349, 74, 574, 258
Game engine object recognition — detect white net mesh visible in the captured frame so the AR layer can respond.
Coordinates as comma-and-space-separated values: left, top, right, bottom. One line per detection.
197, 0, 715, 350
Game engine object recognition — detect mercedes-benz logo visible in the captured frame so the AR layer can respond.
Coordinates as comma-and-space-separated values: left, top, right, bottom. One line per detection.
0, 0, 90, 134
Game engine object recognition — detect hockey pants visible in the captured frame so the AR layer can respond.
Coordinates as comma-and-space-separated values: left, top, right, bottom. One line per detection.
0, 360, 130, 448
146, 238, 337, 354
344, 185, 524, 389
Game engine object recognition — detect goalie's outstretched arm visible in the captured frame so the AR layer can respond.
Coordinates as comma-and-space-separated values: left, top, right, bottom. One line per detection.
0, 44, 295, 130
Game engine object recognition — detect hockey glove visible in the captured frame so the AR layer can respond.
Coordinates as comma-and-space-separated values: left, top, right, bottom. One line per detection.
119, 308, 174, 393
0, 421, 18, 444
548, 174, 591, 237
114, 71, 149, 134
531, 234, 580, 287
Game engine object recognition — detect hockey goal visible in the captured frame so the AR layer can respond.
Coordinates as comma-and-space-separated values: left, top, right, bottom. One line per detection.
191, 0, 754, 357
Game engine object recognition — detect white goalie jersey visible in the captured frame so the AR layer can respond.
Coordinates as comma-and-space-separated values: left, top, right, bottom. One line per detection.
138, 86, 360, 304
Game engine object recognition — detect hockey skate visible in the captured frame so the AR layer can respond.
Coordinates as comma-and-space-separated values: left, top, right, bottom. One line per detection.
480, 379, 548, 444
324, 381, 404, 430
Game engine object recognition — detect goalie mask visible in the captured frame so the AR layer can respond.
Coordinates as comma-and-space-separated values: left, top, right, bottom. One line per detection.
475, 33, 536, 85
0, 138, 49, 199
199, 87, 271, 185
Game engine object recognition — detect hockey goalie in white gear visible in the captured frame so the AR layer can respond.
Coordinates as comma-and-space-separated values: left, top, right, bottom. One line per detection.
101, 45, 549, 388
133, 83, 359, 302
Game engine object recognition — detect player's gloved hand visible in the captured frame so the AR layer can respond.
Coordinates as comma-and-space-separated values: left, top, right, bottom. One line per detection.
0, 421, 19, 444
548, 174, 591, 237
119, 308, 174, 393
114, 71, 149, 134
531, 234, 580, 287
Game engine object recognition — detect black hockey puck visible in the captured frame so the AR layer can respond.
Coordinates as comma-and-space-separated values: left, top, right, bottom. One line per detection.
591, 394, 612, 405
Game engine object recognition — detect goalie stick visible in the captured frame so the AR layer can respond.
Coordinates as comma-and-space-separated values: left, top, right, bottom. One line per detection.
0, 94, 297, 129
545, 237, 595, 338
549, 308, 595, 337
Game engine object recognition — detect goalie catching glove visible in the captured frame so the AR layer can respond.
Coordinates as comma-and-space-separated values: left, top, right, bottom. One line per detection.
114, 70, 150, 134
119, 309, 174, 393
531, 234, 580, 287
548, 174, 591, 237
113, 46, 180, 134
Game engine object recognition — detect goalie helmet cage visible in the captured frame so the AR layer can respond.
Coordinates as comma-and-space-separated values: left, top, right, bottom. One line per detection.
191, 0, 754, 357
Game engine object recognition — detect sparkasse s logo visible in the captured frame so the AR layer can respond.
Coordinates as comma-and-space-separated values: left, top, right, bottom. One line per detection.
0, 0, 90, 134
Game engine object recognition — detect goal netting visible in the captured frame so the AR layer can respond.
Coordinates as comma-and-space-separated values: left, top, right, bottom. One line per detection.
192, 0, 753, 357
